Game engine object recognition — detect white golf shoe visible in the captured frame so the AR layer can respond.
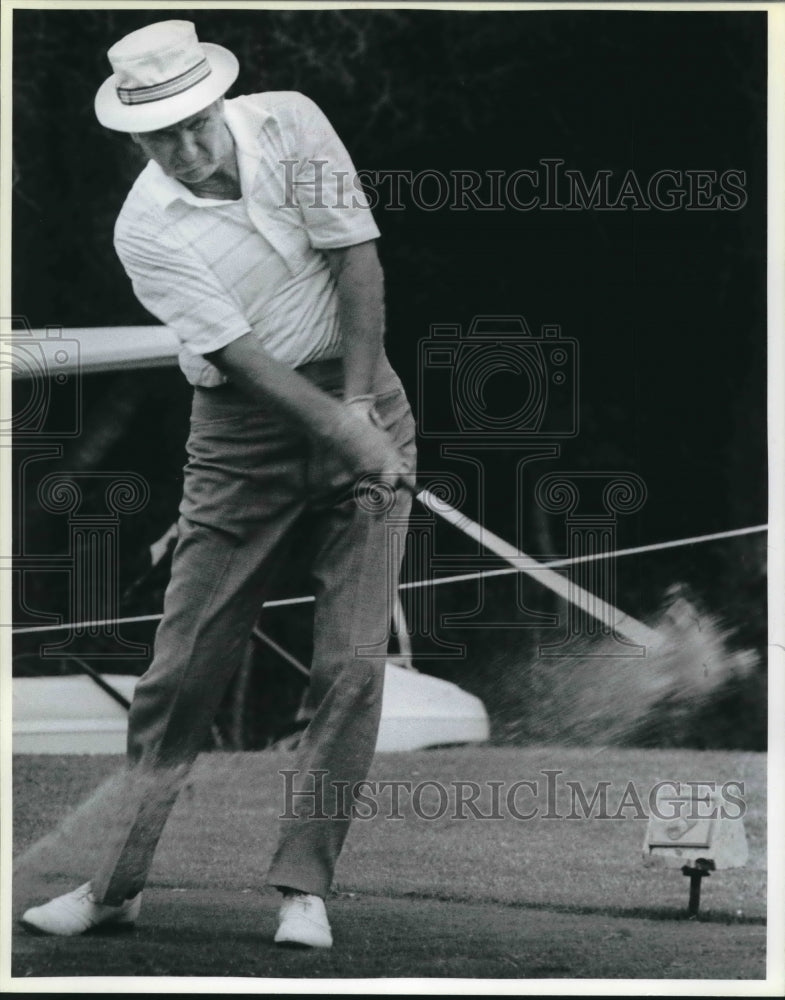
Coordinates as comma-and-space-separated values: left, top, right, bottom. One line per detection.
274, 892, 333, 948
20, 882, 141, 936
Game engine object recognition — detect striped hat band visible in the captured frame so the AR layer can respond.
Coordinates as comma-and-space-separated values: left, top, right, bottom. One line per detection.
116, 56, 211, 106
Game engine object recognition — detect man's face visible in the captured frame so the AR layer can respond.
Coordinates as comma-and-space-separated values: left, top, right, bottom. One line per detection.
131, 100, 232, 185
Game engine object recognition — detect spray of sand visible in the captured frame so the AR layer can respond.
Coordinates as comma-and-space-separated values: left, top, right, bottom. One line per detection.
519, 585, 759, 746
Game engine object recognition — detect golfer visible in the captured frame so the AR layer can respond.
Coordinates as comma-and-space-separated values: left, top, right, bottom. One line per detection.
21, 20, 415, 948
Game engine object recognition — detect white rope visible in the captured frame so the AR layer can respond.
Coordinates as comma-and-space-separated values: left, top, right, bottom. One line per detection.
9, 522, 767, 637
402, 522, 769, 588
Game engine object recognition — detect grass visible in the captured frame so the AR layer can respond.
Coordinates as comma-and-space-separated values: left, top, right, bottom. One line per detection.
10, 745, 768, 982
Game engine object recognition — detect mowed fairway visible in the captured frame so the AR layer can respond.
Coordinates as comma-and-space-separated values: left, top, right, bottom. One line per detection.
11, 746, 767, 981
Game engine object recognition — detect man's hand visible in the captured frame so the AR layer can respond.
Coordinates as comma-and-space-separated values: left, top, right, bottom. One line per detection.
328, 398, 415, 491
205, 334, 414, 491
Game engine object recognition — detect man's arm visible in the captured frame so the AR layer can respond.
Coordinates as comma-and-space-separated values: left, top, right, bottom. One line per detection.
323, 240, 385, 401
204, 335, 412, 487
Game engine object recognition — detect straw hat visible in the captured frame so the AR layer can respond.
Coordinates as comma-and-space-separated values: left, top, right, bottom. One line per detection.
94, 20, 239, 133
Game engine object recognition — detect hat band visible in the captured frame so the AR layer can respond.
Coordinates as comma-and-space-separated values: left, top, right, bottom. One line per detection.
116, 57, 211, 106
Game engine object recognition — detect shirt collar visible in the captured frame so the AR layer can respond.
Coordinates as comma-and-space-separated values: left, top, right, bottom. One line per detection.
224, 97, 278, 202
143, 97, 279, 210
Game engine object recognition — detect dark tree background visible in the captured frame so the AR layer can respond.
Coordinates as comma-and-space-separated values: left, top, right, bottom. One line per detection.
11, 8, 768, 747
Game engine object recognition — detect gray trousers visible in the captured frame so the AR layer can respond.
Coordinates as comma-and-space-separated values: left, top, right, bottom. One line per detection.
90, 355, 415, 903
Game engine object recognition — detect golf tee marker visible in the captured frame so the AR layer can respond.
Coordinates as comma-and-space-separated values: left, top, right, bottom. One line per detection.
415, 487, 659, 649
643, 782, 749, 917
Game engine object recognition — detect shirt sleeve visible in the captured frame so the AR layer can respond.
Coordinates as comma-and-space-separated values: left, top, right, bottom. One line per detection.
114, 212, 253, 358
286, 93, 381, 250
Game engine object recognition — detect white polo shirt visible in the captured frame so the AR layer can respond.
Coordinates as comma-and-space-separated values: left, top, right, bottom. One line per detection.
113, 91, 381, 387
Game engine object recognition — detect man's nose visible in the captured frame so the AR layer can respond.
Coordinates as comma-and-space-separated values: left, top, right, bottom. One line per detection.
176, 131, 199, 163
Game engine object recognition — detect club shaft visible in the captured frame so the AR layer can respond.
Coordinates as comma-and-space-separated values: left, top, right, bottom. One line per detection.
414, 487, 658, 648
